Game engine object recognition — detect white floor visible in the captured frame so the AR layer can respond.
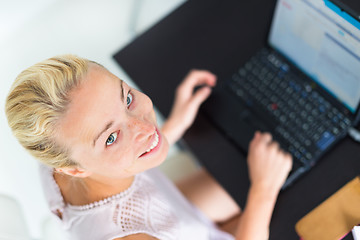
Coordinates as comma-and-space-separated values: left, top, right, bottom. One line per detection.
0, 1, 200, 239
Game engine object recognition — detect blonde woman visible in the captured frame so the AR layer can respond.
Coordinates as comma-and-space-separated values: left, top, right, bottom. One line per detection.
5, 55, 292, 240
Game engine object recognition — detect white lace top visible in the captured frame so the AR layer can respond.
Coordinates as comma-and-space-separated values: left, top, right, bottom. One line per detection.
39, 164, 234, 240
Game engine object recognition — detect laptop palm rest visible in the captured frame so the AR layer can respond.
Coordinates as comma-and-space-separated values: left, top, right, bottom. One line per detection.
202, 84, 270, 153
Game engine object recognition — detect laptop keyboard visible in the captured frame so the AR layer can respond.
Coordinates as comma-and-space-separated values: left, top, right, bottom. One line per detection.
226, 48, 351, 179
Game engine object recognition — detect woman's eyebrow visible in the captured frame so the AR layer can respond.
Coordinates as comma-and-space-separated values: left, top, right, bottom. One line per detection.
119, 80, 124, 102
92, 80, 125, 147
93, 121, 114, 147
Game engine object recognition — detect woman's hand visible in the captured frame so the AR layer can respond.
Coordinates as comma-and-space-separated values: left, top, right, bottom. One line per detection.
247, 131, 292, 196
234, 132, 292, 240
161, 70, 216, 145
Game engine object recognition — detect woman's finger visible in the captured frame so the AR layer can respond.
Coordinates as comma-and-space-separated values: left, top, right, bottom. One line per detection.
190, 86, 212, 107
259, 132, 272, 145
181, 70, 217, 92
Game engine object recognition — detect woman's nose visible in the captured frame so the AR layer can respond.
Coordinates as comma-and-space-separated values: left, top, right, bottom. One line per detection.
128, 117, 155, 142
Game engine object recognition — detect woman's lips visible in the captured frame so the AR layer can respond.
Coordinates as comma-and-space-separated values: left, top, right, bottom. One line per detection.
139, 129, 160, 158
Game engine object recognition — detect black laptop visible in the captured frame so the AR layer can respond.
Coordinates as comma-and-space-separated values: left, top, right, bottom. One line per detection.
202, 0, 360, 189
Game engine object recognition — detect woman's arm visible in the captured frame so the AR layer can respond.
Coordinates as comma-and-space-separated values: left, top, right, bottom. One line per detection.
113, 233, 158, 240
235, 132, 292, 240
162, 70, 291, 239
235, 185, 278, 239
161, 70, 216, 145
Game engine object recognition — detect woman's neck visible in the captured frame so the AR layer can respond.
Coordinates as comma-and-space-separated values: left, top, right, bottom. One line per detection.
54, 171, 135, 206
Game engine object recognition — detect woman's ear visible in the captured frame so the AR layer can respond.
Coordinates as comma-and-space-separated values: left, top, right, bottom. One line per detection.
55, 167, 92, 178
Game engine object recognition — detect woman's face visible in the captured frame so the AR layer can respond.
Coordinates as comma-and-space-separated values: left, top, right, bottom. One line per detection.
56, 64, 169, 179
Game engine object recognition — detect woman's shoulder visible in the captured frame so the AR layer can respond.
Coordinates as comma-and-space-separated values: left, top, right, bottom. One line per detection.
40, 167, 180, 239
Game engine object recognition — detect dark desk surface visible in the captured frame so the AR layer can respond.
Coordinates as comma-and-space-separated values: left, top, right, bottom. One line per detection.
114, 0, 360, 238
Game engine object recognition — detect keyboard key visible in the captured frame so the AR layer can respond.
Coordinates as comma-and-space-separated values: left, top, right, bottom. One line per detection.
236, 89, 244, 98
239, 68, 246, 77
316, 131, 335, 150
279, 115, 287, 123
319, 105, 326, 113
245, 62, 253, 70
244, 83, 251, 90
302, 123, 309, 131
301, 91, 308, 98
304, 139, 312, 147
286, 87, 294, 94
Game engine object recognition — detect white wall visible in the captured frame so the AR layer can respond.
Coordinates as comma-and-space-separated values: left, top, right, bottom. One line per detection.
0, 0, 187, 238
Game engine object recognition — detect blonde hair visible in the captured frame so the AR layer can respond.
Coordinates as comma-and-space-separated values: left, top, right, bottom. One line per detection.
5, 55, 93, 168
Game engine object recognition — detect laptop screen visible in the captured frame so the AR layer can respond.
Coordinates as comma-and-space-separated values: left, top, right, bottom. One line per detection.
269, 0, 360, 113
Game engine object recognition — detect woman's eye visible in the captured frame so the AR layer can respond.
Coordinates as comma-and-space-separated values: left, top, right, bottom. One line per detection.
106, 132, 118, 146
126, 92, 133, 107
